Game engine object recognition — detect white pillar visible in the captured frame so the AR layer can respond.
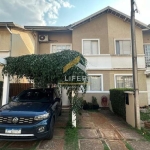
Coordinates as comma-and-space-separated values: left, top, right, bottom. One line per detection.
72, 111, 76, 127
2, 74, 9, 105
72, 91, 76, 127
62, 88, 70, 106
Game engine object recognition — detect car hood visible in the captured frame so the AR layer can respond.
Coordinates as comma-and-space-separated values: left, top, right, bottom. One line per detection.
0, 102, 52, 116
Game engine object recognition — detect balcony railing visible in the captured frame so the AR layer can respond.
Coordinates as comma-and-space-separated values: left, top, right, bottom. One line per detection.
85, 54, 145, 69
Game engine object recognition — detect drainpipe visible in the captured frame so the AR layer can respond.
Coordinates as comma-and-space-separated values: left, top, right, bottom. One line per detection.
6, 24, 12, 57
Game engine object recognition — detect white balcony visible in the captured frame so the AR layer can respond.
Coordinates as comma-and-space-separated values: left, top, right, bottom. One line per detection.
85, 54, 145, 69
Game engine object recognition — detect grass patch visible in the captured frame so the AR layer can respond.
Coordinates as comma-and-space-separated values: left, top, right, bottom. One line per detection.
125, 142, 134, 150
101, 141, 110, 150
140, 112, 150, 121
138, 128, 150, 141
103, 143, 110, 150
64, 112, 79, 150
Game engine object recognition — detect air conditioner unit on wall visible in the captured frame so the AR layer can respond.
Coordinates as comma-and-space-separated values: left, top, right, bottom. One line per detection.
39, 35, 49, 42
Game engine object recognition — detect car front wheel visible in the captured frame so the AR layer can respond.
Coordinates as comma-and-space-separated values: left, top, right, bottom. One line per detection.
45, 118, 54, 140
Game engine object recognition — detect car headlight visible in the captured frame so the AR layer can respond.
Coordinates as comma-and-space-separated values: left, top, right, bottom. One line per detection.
34, 113, 50, 121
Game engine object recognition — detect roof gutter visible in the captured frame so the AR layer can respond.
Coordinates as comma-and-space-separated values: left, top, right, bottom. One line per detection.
6, 24, 12, 57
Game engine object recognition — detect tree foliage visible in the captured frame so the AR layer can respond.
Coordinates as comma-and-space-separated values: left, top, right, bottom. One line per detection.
2, 50, 88, 114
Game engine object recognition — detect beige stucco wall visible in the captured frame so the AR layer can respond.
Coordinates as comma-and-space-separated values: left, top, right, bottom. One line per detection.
72, 14, 109, 54
11, 29, 35, 56
143, 31, 150, 43
85, 69, 148, 107
107, 14, 144, 55
0, 29, 10, 50
39, 32, 72, 54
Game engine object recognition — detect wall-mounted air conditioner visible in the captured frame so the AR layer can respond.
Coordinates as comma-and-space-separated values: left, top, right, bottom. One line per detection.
39, 35, 48, 42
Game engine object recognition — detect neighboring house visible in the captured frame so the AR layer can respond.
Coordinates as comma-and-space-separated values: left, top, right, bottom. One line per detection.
0, 6, 150, 107
0, 22, 35, 82
143, 28, 150, 105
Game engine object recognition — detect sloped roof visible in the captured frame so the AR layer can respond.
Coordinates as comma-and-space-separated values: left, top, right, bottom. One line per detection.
0, 22, 25, 30
69, 6, 149, 29
24, 26, 70, 32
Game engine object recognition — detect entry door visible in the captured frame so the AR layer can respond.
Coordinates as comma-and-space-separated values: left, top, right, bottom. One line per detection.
147, 77, 150, 105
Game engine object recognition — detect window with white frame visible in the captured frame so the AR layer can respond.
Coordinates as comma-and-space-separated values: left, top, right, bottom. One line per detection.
87, 75, 102, 91
82, 39, 99, 55
144, 44, 150, 67
115, 75, 133, 88
51, 44, 71, 53
116, 40, 131, 55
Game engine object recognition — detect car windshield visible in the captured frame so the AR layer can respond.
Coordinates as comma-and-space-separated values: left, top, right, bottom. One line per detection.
14, 89, 53, 103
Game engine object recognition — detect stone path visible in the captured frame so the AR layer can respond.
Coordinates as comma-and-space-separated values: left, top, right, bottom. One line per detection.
78, 109, 150, 150
0, 109, 150, 150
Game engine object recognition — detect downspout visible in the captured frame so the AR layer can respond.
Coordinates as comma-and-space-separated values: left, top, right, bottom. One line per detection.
6, 24, 12, 57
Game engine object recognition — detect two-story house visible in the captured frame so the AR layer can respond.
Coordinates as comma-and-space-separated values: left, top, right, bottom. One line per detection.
0, 6, 149, 107
143, 28, 150, 105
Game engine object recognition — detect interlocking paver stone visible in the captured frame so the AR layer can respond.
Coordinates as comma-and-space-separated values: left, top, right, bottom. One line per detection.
55, 121, 67, 128
38, 139, 64, 150
118, 129, 144, 140
78, 129, 99, 139
81, 116, 91, 121
110, 121, 130, 130
107, 140, 127, 150
7, 141, 37, 150
78, 121, 95, 128
128, 141, 150, 150
79, 139, 104, 150
96, 122, 115, 130
100, 129, 122, 140
54, 128, 65, 138
82, 112, 90, 117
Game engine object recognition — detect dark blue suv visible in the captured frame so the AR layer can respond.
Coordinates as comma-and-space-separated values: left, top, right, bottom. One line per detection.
0, 88, 62, 141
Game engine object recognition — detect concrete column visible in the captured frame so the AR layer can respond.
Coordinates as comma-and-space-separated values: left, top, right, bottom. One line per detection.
62, 88, 70, 106
2, 75, 10, 105
72, 111, 76, 127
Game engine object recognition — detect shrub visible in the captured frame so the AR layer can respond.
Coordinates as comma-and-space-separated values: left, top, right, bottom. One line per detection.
92, 96, 99, 109
110, 88, 133, 119
83, 96, 99, 110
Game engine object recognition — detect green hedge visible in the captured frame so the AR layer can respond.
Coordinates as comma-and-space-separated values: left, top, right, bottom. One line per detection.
0, 81, 3, 101
110, 88, 133, 119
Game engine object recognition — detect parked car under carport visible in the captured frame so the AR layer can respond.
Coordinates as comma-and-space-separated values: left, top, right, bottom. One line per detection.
0, 88, 62, 141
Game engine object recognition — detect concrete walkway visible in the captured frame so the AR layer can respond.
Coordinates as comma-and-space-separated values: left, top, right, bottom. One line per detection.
78, 109, 150, 150
0, 109, 150, 150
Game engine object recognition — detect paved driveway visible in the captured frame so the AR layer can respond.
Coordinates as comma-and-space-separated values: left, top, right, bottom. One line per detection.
0, 109, 150, 150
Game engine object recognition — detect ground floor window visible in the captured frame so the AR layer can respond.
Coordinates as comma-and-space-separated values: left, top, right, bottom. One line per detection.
87, 75, 102, 91
115, 75, 133, 88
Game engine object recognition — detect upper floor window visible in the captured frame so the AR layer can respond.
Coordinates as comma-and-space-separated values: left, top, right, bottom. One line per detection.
144, 44, 150, 67
116, 40, 131, 55
51, 44, 71, 53
82, 39, 100, 55
87, 75, 102, 91
115, 75, 133, 88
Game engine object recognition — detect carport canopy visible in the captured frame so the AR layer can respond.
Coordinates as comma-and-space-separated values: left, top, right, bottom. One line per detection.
0, 50, 87, 127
